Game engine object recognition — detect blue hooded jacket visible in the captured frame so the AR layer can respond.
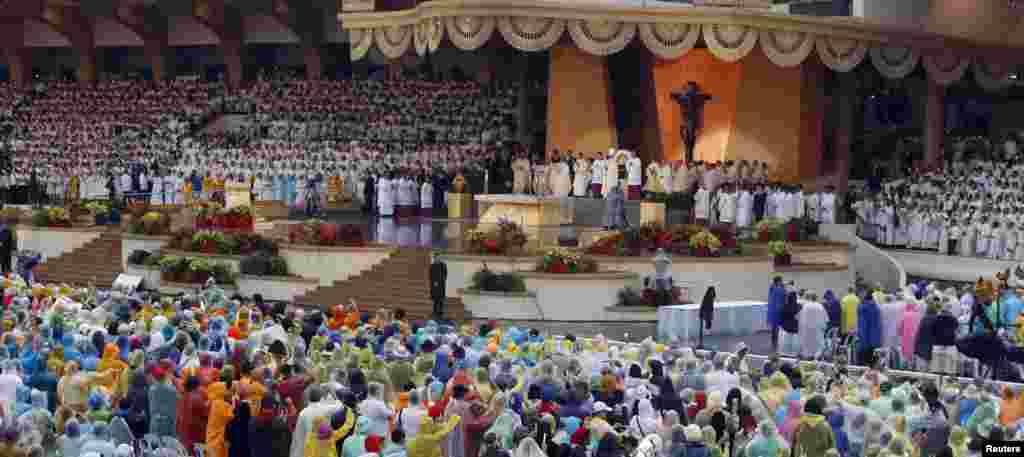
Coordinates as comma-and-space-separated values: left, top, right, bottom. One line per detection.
857, 297, 882, 350
767, 284, 786, 327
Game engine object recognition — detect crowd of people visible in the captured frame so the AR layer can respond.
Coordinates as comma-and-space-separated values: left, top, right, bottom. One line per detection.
852, 151, 1024, 259
0, 269, 1014, 457
2, 80, 222, 201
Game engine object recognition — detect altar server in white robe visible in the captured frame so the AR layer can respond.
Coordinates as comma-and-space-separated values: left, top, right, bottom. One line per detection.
590, 156, 605, 197
626, 151, 643, 200
736, 186, 754, 228
1015, 222, 1024, 261
378, 175, 395, 217
765, 187, 779, 221
694, 182, 711, 225
793, 187, 806, 220
819, 186, 837, 224
907, 205, 926, 249
975, 216, 991, 257
573, 158, 590, 197
805, 189, 820, 223
150, 174, 164, 206
717, 185, 738, 226
879, 201, 896, 247
960, 217, 977, 257
420, 179, 434, 218
1004, 221, 1018, 261
988, 221, 1006, 259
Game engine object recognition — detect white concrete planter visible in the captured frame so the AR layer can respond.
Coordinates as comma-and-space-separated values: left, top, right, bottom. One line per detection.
14, 226, 103, 262
278, 244, 393, 286
124, 264, 162, 289
122, 235, 171, 270
461, 289, 540, 320
236, 275, 320, 301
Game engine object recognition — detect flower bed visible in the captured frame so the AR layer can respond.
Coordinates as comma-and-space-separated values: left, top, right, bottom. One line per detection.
756, 217, 819, 242
467, 268, 527, 293
156, 255, 237, 285
287, 219, 367, 247
166, 229, 279, 256
535, 248, 599, 274
194, 202, 254, 232
31, 208, 72, 228
586, 223, 742, 257
616, 285, 687, 307
465, 217, 528, 255
127, 211, 172, 236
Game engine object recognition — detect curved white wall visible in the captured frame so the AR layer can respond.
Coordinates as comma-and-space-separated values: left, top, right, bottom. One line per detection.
819, 224, 906, 291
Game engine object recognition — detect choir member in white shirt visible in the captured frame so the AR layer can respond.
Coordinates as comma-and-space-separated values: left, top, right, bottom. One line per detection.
716, 184, 738, 227
420, 179, 434, 218
819, 186, 837, 224
736, 186, 754, 229
693, 182, 711, 225
590, 156, 605, 197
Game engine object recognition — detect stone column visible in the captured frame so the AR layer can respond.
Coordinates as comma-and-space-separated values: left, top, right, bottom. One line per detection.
832, 72, 855, 192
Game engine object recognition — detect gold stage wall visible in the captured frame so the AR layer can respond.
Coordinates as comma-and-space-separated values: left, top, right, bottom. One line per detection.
546, 45, 618, 158
651, 48, 825, 183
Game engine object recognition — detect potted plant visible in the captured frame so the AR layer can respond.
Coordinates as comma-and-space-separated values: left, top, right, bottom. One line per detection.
30, 209, 49, 227
211, 262, 234, 285
217, 234, 239, 255
46, 207, 72, 228
769, 240, 793, 266
688, 230, 721, 257
756, 219, 783, 242
159, 256, 183, 282
188, 258, 212, 284
141, 211, 167, 236
270, 256, 289, 277
192, 231, 224, 254
84, 201, 110, 226
232, 205, 254, 231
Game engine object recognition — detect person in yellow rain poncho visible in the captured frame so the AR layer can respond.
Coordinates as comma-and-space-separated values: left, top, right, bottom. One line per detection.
406, 411, 461, 457
206, 381, 235, 457
305, 408, 354, 457
96, 344, 128, 393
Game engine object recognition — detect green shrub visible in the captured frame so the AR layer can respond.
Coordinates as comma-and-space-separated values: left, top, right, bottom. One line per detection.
269, 256, 289, 276
30, 210, 49, 227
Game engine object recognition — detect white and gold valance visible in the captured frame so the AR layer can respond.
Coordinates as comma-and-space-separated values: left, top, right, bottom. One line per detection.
497, 16, 566, 52
444, 16, 495, 51
870, 46, 919, 79
760, 30, 815, 68
637, 22, 700, 60
815, 36, 867, 72
702, 24, 758, 62
568, 20, 636, 56
345, 0, 1019, 90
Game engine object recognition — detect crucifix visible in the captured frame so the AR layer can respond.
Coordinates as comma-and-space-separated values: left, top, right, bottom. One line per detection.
671, 81, 713, 163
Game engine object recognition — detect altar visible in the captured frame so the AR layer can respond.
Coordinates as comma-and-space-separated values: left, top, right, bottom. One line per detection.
475, 194, 568, 227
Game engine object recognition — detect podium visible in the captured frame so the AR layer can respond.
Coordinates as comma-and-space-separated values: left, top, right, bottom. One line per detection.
475, 195, 563, 227
448, 193, 474, 219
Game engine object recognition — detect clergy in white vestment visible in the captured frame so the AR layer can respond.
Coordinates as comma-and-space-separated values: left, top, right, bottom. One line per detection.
671, 162, 689, 193
396, 176, 413, 219
149, 174, 165, 206
975, 217, 991, 257
819, 186, 837, 224
736, 187, 754, 228
1004, 221, 1017, 261
960, 218, 977, 257
378, 176, 395, 217
420, 179, 434, 218
644, 161, 662, 194
549, 158, 572, 197
573, 158, 591, 197
988, 221, 1006, 259
590, 157, 606, 197
793, 188, 806, 220
626, 151, 643, 200
717, 186, 738, 225
693, 183, 711, 224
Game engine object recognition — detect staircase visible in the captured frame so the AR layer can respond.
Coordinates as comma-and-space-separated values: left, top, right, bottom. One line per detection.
294, 248, 465, 321
34, 230, 124, 287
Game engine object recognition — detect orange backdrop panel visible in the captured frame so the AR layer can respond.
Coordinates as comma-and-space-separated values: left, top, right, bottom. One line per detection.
652, 48, 741, 164
546, 45, 617, 158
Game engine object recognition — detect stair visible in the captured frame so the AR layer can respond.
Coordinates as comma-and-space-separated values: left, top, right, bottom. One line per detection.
294, 248, 465, 321
34, 230, 124, 287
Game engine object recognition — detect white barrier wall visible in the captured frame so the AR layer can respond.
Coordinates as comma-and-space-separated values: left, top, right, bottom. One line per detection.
15, 226, 103, 262
890, 250, 1014, 283
819, 224, 905, 291
278, 245, 393, 286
